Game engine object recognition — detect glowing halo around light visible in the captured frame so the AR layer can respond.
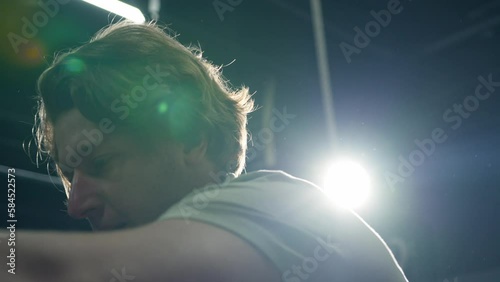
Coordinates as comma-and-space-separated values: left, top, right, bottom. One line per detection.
323, 159, 371, 209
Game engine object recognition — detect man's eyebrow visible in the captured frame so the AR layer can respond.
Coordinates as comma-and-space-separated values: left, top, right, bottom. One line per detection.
52, 135, 114, 169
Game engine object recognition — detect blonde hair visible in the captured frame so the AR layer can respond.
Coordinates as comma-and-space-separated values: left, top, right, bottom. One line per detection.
35, 21, 254, 185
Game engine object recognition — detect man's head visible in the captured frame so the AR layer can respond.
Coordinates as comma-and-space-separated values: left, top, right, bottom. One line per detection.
34, 21, 254, 230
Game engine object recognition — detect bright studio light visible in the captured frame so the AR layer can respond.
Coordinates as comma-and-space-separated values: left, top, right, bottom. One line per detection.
82, 0, 146, 23
323, 159, 371, 209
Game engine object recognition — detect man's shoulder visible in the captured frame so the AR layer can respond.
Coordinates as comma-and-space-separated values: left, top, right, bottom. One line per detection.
233, 169, 315, 186
228, 169, 324, 198
157, 170, 408, 282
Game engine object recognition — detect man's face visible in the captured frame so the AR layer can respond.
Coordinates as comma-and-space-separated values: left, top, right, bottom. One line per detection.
53, 108, 203, 231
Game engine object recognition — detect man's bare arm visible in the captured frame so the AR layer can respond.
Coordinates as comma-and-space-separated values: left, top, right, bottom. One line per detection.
1, 219, 280, 282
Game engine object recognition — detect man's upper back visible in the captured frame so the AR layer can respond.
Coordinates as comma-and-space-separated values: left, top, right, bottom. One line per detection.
158, 170, 409, 281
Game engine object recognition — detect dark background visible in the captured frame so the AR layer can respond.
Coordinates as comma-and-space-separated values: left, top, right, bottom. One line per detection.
1, 1, 499, 281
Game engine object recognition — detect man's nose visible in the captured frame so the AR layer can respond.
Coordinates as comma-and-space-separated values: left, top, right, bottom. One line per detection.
67, 170, 103, 220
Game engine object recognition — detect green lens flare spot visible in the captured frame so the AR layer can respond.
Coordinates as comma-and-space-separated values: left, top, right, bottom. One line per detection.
158, 102, 169, 114
64, 58, 85, 73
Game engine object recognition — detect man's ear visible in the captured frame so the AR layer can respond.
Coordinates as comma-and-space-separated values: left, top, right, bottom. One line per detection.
183, 135, 209, 166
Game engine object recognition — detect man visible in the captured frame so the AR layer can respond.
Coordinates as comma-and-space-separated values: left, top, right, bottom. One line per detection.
2, 21, 408, 281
